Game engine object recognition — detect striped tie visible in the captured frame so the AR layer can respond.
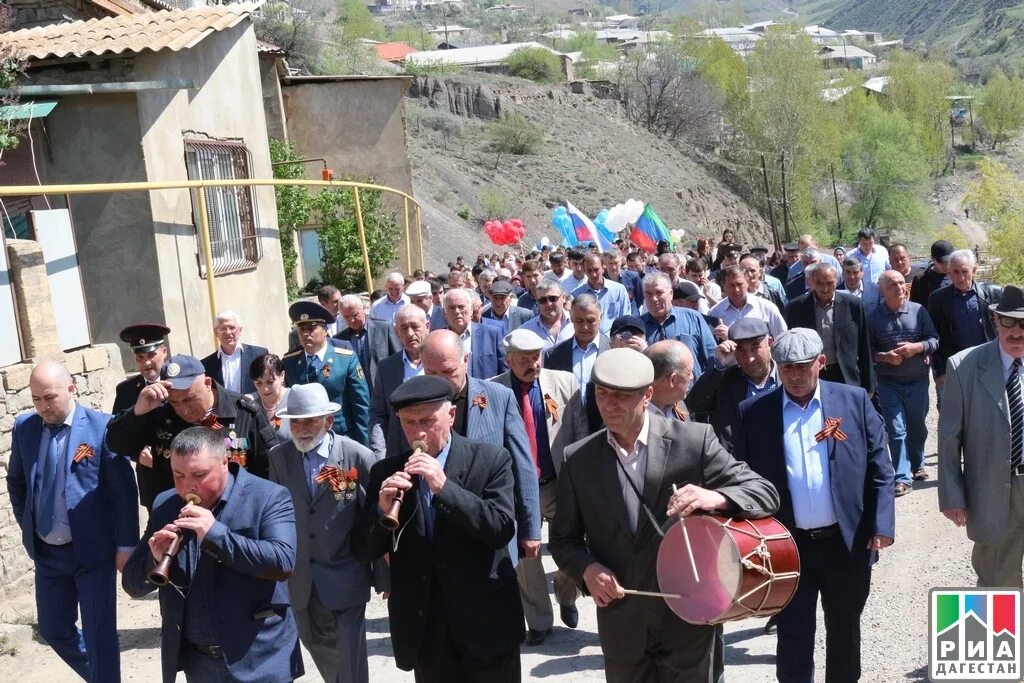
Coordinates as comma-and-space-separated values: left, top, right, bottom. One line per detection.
1009, 358, 1024, 471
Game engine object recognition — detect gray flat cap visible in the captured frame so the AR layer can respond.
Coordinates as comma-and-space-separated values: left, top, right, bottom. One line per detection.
592, 348, 654, 391
771, 328, 823, 365
729, 318, 770, 342
503, 329, 546, 353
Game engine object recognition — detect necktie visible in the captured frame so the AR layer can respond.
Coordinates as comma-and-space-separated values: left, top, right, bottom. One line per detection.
419, 478, 435, 538
306, 355, 321, 383
36, 424, 67, 537
519, 386, 541, 477
651, 325, 666, 344
1009, 358, 1024, 471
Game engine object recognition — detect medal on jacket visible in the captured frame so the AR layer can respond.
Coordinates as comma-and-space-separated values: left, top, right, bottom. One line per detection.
225, 433, 249, 467
322, 363, 332, 379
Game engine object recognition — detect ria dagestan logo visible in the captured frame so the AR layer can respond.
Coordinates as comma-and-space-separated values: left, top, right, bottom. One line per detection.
929, 589, 1021, 681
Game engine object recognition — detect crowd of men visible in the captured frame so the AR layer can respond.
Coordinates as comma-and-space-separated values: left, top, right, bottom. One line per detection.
6, 226, 1022, 683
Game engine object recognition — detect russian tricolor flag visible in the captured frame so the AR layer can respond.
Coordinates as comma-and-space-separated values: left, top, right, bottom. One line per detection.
566, 202, 612, 252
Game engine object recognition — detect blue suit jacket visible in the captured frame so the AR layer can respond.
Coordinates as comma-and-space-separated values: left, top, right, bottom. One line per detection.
7, 405, 139, 567
467, 322, 506, 380
733, 381, 895, 565
201, 343, 270, 396
122, 467, 302, 683
369, 350, 407, 459
281, 344, 371, 446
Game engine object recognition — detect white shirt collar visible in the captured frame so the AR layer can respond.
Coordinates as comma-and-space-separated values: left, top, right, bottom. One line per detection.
782, 382, 822, 414
606, 412, 651, 458
309, 343, 329, 362
219, 344, 242, 361
1000, 345, 1024, 377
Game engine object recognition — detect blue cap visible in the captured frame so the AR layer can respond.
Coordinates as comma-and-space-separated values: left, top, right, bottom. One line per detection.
610, 315, 645, 336
289, 300, 335, 326
160, 354, 206, 390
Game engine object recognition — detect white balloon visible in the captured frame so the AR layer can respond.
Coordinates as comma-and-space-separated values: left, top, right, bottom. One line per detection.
605, 203, 632, 232
623, 199, 645, 224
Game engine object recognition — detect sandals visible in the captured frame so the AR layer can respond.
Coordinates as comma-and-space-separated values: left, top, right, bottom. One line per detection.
912, 469, 929, 481
895, 483, 911, 497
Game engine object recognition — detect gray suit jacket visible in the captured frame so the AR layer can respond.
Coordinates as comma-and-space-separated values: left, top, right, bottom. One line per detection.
491, 368, 588, 475
549, 414, 779, 659
481, 305, 534, 333
938, 340, 1016, 544
268, 434, 387, 611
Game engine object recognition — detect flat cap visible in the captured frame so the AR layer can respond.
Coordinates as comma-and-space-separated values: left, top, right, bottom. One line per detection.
390, 375, 453, 411
721, 243, 743, 255
503, 329, 546, 353
160, 354, 206, 390
119, 323, 170, 353
729, 318, 771, 342
610, 314, 646, 336
489, 280, 515, 296
405, 280, 431, 297
592, 348, 654, 391
672, 280, 704, 302
771, 328, 823, 365
783, 242, 800, 252
750, 245, 769, 254
289, 300, 336, 326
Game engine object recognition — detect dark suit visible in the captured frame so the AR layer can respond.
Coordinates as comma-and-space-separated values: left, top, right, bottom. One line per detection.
549, 415, 779, 682
544, 334, 609, 432
7, 404, 139, 682
785, 274, 808, 301
734, 382, 895, 683
351, 434, 523, 680
334, 318, 400, 386
122, 467, 303, 683
201, 343, 269, 395
926, 281, 1003, 377
785, 291, 875, 395
480, 305, 534, 335
465, 322, 506, 379
685, 363, 773, 453
112, 374, 147, 414
369, 350, 413, 459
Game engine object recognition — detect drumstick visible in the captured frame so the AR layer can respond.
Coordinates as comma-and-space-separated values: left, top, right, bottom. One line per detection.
672, 484, 701, 583
623, 589, 683, 599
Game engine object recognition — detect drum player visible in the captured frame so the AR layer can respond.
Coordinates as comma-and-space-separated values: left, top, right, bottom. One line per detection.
549, 347, 779, 682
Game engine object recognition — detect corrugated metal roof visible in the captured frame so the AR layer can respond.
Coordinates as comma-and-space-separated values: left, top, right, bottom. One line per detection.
406, 42, 563, 67
0, 4, 260, 62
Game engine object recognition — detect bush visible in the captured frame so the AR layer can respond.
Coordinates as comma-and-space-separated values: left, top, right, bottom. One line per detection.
457, 205, 471, 220
421, 111, 464, 150
478, 189, 513, 221
488, 113, 542, 156
506, 47, 563, 84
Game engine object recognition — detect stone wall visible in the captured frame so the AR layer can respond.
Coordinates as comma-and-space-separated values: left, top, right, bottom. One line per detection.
0, 344, 125, 597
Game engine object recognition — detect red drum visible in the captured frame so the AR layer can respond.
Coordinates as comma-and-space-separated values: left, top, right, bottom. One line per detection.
655, 515, 800, 625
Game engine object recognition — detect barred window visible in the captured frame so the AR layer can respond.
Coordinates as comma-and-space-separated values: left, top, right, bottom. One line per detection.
184, 139, 262, 276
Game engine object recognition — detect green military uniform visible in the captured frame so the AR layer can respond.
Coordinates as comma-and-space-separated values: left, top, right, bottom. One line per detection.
281, 343, 371, 446
106, 383, 279, 509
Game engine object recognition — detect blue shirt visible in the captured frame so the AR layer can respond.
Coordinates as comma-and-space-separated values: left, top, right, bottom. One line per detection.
402, 351, 424, 381
571, 339, 600, 400
847, 244, 890, 302
35, 403, 76, 545
419, 438, 452, 537
302, 433, 334, 498
745, 366, 778, 401
572, 278, 629, 334
183, 473, 236, 646
867, 300, 939, 383
781, 387, 837, 530
642, 307, 717, 376
511, 376, 555, 480
519, 314, 574, 350
950, 286, 987, 351
369, 295, 409, 323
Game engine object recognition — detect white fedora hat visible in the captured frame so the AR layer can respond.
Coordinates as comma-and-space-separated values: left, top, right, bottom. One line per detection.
276, 383, 340, 419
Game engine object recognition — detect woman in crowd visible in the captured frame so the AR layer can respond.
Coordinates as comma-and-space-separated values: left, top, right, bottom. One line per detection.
248, 353, 291, 439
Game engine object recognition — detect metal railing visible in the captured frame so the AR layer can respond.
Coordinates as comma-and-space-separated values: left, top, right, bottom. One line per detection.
0, 178, 424, 346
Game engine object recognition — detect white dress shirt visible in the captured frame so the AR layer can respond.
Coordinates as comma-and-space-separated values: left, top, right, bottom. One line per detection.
607, 412, 651, 532
709, 295, 787, 338
219, 345, 242, 393
781, 385, 837, 530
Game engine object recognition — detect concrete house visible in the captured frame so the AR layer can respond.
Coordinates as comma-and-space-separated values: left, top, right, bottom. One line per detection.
0, 5, 292, 363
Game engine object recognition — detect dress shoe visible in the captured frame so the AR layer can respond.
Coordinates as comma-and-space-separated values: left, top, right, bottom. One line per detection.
764, 614, 778, 635
560, 605, 579, 629
526, 628, 551, 646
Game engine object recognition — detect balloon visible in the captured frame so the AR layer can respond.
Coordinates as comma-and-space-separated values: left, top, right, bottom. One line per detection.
595, 209, 609, 231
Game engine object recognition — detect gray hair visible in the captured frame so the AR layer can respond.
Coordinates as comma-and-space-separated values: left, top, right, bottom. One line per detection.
339, 294, 363, 310
394, 303, 427, 324
800, 248, 819, 260
811, 262, 837, 281
643, 271, 673, 291
385, 271, 405, 286
571, 292, 600, 312
948, 249, 976, 269
170, 426, 227, 462
443, 288, 470, 308
841, 257, 862, 271
533, 279, 563, 296
478, 268, 497, 280
215, 310, 241, 326
645, 341, 693, 380
466, 289, 483, 307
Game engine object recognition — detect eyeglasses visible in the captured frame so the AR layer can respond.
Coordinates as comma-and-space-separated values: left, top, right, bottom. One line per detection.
614, 330, 638, 340
997, 315, 1024, 330
538, 296, 561, 304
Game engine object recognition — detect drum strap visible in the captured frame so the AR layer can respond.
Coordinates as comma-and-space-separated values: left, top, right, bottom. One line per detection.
614, 455, 666, 538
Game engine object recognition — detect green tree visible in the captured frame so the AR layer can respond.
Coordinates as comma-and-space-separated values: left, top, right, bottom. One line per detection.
313, 186, 400, 293
505, 47, 563, 84
885, 52, 957, 172
841, 104, 929, 229
337, 0, 383, 40
269, 139, 309, 298
681, 36, 748, 113
979, 68, 1024, 149
967, 158, 1022, 283
488, 113, 542, 169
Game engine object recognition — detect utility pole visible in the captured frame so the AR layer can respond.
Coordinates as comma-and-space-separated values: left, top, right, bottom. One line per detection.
779, 152, 792, 242
968, 98, 976, 152
760, 154, 780, 251
830, 163, 842, 242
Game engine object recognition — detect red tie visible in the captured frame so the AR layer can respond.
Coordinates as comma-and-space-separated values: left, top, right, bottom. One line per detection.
519, 388, 541, 477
